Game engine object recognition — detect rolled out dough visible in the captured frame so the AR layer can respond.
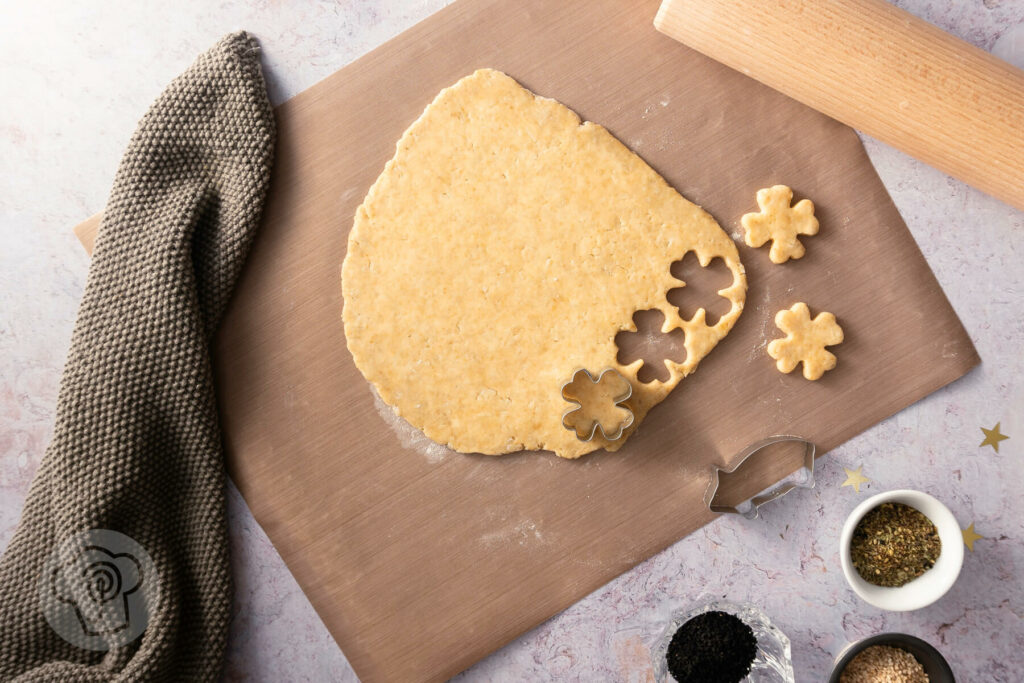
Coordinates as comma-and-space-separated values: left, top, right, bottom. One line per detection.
342, 69, 747, 458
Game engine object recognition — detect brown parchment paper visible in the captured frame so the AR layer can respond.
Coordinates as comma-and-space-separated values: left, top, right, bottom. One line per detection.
72, 0, 979, 680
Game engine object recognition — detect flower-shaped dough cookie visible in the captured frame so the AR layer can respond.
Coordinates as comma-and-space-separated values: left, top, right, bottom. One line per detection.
767, 303, 843, 380
741, 185, 819, 264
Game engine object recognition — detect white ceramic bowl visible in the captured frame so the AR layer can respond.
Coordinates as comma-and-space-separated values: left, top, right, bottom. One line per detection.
840, 489, 964, 611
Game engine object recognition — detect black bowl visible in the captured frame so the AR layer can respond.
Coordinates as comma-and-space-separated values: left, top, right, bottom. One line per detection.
828, 633, 954, 683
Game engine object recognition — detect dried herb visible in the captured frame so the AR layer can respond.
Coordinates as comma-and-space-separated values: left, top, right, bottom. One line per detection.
666, 610, 757, 683
850, 502, 941, 587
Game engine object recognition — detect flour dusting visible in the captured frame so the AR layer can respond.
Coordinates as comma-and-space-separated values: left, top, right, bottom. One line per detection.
746, 286, 775, 364
479, 518, 547, 549
371, 388, 451, 464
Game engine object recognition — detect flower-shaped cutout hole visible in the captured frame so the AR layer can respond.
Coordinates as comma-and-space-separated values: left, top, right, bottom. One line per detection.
666, 252, 736, 326
561, 368, 634, 441
615, 309, 687, 384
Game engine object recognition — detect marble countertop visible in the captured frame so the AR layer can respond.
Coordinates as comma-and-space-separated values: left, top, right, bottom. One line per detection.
2, 1, 1022, 680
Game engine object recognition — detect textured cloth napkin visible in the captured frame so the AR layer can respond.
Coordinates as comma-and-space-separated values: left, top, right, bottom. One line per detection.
0, 32, 275, 681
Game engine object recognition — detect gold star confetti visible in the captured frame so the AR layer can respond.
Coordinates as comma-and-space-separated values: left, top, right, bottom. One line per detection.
979, 422, 1009, 452
841, 466, 870, 493
962, 523, 983, 552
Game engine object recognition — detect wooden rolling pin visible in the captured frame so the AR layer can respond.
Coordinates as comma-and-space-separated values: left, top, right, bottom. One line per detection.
655, 0, 1024, 212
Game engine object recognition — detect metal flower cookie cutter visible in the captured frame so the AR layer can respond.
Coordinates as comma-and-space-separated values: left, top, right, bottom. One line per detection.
703, 435, 816, 519
561, 368, 635, 442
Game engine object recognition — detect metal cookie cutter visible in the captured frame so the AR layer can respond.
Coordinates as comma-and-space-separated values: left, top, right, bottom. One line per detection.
703, 435, 816, 519
561, 368, 635, 442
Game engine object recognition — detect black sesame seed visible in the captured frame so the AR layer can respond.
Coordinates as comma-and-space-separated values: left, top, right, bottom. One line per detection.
666, 610, 757, 683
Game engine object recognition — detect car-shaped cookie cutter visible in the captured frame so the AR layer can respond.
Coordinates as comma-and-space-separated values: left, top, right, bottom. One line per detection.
703, 435, 816, 519
560, 367, 635, 442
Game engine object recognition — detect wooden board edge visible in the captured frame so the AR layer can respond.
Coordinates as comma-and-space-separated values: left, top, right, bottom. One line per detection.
74, 213, 101, 256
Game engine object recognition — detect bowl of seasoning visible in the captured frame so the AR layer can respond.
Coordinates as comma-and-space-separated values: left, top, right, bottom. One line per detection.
840, 490, 964, 611
651, 600, 794, 682
828, 633, 955, 682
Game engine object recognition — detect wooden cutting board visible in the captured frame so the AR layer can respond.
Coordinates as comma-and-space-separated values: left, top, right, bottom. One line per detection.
73, 0, 979, 680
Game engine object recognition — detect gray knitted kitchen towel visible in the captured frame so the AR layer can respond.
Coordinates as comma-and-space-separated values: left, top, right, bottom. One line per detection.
0, 32, 275, 681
